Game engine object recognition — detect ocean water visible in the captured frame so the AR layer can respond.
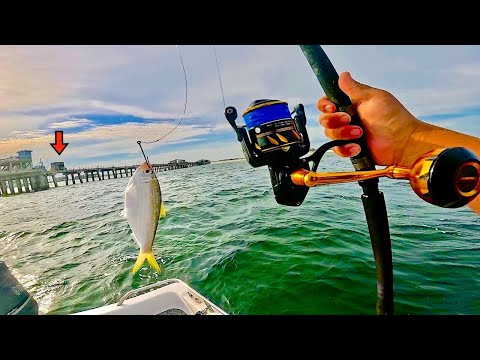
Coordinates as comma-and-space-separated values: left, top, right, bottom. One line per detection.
1, 154, 479, 315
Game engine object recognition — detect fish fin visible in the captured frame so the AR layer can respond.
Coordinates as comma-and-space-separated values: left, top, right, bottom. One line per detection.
125, 185, 135, 210
146, 251, 161, 273
120, 208, 127, 218
132, 251, 147, 274
160, 201, 167, 218
132, 251, 161, 274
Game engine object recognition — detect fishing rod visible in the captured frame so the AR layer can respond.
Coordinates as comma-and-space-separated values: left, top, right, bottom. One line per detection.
300, 45, 393, 315
222, 45, 480, 315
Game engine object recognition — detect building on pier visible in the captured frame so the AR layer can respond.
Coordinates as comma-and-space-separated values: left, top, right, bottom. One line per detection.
50, 162, 66, 173
0, 150, 33, 171
17, 150, 33, 170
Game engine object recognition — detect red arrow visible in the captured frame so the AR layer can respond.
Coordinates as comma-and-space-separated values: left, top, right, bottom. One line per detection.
50, 131, 69, 155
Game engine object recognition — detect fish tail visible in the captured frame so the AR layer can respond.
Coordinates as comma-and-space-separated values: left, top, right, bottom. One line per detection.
132, 250, 161, 274
132, 251, 147, 274
146, 251, 161, 273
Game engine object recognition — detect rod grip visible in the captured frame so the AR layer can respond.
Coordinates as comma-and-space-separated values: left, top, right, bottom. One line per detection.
299, 45, 375, 171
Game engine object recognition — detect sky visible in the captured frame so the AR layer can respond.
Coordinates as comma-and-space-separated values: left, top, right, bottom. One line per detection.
1, 45, 480, 169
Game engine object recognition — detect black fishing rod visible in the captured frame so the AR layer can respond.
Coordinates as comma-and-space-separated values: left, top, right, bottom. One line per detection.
222, 45, 480, 315
299, 45, 393, 315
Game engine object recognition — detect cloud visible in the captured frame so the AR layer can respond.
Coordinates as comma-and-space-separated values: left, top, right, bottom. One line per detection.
8, 129, 49, 138
48, 118, 94, 129
87, 100, 194, 120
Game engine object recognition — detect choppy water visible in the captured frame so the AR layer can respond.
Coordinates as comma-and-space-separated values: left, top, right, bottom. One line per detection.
1, 154, 479, 315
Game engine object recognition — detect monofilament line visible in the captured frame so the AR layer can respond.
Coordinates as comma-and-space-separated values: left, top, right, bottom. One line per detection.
213, 45, 226, 109
140, 45, 188, 145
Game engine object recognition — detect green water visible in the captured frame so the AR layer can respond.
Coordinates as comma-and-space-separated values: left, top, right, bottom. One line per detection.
1, 155, 479, 314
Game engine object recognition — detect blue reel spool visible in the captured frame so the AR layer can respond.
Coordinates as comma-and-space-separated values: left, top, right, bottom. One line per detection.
242, 99, 303, 153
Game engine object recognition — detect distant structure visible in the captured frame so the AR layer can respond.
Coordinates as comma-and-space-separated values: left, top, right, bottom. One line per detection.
50, 161, 66, 173
1, 152, 211, 197
0, 150, 55, 196
33, 159, 46, 171
16, 150, 33, 170
0, 150, 33, 171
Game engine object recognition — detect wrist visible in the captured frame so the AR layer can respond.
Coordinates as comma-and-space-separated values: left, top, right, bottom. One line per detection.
400, 119, 480, 167
398, 119, 438, 167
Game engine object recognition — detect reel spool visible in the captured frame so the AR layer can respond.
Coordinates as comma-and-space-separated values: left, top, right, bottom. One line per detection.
226, 99, 310, 167
243, 100, 307, 160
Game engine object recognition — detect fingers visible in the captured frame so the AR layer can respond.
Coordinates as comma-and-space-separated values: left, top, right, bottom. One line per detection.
319, 112, 351, 129
333, 144, 361, 158
317, 96, 336, 113
317, 73, 366, 159
325, 126, 363, 141
319, 112, 362, 157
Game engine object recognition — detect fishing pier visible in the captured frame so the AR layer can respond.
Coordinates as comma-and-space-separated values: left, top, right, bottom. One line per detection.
0, 152, 210, 197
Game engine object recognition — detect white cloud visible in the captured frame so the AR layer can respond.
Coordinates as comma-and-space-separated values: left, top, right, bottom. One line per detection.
49, 118, 94, 129
87, 100, 201, 120
8, 129, 48, 138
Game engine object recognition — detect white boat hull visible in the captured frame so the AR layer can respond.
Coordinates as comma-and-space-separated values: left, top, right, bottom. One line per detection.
73, 279, 227, 315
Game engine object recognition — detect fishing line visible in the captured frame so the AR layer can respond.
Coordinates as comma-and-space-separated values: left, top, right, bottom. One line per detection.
137, 141, 149, 163
213, 45, 226, 109
137, 45, 188, 147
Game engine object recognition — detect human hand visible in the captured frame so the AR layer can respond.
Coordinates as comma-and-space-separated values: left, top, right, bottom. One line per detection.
317, 72, 427, 167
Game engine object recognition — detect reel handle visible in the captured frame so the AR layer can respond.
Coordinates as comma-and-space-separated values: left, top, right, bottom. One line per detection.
410, 147, 480, 208
291, 147, 480, 209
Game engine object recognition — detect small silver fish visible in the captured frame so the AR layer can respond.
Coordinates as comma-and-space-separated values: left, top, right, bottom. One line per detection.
121, 162, 166, 274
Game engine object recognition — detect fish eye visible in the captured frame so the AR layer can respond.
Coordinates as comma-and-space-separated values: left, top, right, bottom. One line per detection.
145, 169, 150, 174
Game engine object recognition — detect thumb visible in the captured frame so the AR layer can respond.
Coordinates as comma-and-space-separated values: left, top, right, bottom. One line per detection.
338, 72, 373, 103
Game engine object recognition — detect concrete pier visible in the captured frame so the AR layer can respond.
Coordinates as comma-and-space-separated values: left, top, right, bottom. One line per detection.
1, 159, 210, 197
16, 179, 23, 193
0, 169, 51, 195
8, 179, 14, 194
24, 178, 30, 192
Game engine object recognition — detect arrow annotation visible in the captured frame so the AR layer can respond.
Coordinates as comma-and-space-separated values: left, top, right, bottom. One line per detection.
50, 131, 69, 155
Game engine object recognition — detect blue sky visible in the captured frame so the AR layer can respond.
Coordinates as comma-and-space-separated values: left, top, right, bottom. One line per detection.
1, 45, 480, 168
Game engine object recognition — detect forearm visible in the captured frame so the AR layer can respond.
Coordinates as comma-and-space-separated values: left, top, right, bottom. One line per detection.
404, 121, 480, 214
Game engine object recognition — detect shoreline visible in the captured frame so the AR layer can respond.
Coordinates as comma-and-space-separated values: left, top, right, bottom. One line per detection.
211, 158, 246, 164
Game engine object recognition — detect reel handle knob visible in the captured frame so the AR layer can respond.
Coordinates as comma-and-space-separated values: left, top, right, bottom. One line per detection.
409, 147, 480, 208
